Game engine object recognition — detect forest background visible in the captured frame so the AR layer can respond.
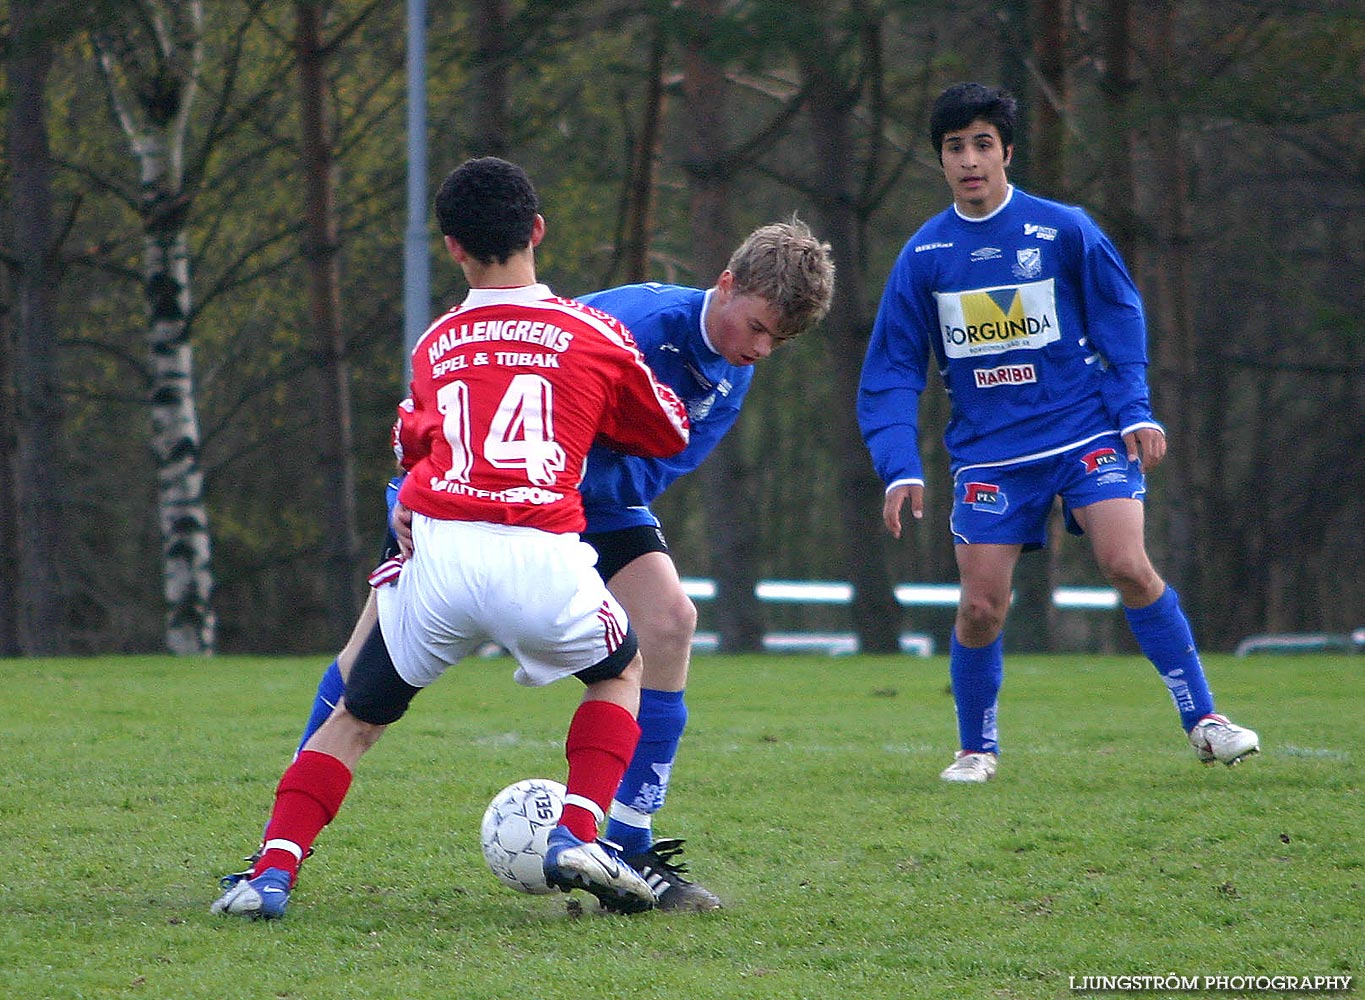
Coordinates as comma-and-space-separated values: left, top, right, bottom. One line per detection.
1, 0, 1361, 658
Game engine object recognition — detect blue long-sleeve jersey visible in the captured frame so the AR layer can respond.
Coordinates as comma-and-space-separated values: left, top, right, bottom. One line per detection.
578, 283, 753, 532
858, 186, 1158, 488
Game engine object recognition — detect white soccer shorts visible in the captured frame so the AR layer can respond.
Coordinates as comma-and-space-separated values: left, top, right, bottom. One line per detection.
375, 514, 632, 688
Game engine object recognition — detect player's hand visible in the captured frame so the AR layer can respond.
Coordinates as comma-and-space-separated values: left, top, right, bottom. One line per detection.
1124, 427, 1167, 470
392, 500, 414, 559
882, 483, 924, 539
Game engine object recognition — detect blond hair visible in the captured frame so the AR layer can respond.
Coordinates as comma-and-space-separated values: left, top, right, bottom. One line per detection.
726, 217, 835, 338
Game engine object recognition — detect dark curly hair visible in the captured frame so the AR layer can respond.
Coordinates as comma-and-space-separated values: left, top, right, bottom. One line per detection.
434, 157, 540, 265
929, 83, 1018, 155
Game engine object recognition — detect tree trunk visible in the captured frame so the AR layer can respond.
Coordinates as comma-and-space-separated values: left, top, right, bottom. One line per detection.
1097, 0, 1138, 262
1145, 0, 1203, 619
1028, 0, 1070, 200
471, 0, 511, 156
798, 28, 901, 654
5, 4, 67, 654
622, 23, 665, 284
682, 0, 763, 652
0, 271, 16, 656
297, 0, 361, 649
1001, 0, 1072, 651
96, 2, 216, 655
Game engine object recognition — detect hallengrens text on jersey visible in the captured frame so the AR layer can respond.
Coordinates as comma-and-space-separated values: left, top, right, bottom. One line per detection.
426, 320, 575, 364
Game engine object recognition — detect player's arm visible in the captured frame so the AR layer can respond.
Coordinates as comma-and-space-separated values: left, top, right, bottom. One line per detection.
858, 251, 932, 527
596, 353, 691, 460
1074, 219, 1167, 468
390, 499, 414, 559
391, 395, 430, 469
881, 481, 925, 539
589, 387, 742, 507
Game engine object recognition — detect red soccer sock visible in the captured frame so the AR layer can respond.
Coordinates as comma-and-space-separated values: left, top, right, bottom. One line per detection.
254, 749, 353, 880
560, 699, 641, 843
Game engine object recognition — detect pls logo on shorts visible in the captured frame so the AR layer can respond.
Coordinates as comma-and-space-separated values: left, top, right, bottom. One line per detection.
964, 481, 1007, 514
1081, 447, 1124, 474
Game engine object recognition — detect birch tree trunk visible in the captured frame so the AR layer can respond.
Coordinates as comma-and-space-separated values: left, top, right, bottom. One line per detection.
95, 1, 216, 655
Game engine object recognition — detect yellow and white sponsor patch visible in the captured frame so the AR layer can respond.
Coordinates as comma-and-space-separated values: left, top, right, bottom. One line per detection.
934, 278, 1061, 358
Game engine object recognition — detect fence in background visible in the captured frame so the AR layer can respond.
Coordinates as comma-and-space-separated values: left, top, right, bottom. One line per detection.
1234, 629, 1364, 657
682, 578, 1121, 656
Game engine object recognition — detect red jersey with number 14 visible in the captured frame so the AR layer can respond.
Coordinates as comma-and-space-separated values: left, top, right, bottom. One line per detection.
394, 284, 690, 534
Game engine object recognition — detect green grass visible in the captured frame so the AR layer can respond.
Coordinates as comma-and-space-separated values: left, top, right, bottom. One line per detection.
0, 653, 1359, 999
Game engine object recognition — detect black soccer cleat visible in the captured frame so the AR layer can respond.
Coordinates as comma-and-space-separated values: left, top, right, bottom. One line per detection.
623, 838, 723, 913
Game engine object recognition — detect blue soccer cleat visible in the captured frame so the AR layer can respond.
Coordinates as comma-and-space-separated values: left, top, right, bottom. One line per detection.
210, 867, 292, 920
543, 826, 655, 914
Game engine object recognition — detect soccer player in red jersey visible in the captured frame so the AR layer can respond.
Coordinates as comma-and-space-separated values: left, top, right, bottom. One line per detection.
212, 157, 688, 919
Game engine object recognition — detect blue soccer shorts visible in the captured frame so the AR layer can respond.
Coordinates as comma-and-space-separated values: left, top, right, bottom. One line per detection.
949, 432, 1146, 549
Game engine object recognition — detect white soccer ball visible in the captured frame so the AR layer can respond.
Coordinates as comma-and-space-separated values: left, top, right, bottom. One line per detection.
480, 777, 566, 894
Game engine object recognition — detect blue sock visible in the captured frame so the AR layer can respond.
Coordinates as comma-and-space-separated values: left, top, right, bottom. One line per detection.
605, 688, 687, 856
296, 660, 345, 757
949, 632, 1003, 754
1124, 585, 1214, 731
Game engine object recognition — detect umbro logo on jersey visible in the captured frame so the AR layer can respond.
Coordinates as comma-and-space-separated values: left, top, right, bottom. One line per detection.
970, 247, 1002, 262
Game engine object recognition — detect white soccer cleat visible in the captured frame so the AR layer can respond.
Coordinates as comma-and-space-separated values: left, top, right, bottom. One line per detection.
210, 867, 292, 919
939, 750, 998, 783
543, 827, 654, 914
1188, 714, 1260, 766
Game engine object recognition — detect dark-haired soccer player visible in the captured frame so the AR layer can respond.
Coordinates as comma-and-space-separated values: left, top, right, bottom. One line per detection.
858, 83, 1259, 783
212, 156, 689, 919
224, 212, 835, 911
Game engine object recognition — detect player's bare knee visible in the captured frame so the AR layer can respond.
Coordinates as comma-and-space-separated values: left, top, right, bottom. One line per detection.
1098, 553, 1160, 598
617, 651, 645, 686
958, 591, 1009, 634
639, 592, 697, 653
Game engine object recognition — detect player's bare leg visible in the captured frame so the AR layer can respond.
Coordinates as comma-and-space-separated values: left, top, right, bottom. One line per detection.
218, 592, 382, 890
940, 543, 1019, 782
603, 552, 721, 911
610, 552, 695, 691
1076, 498, 1259, 765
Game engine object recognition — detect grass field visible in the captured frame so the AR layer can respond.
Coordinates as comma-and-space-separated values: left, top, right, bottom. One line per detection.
1, 652, 1359, 999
